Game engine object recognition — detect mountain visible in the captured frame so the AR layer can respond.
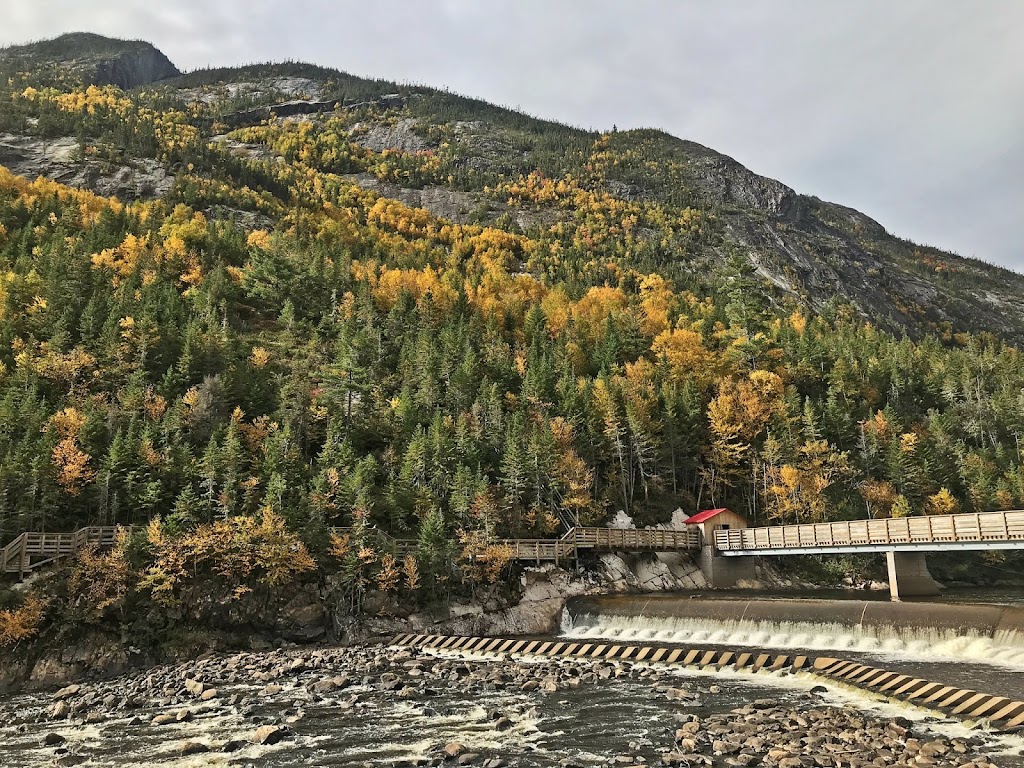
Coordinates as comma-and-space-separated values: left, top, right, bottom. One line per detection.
1, 34, 1023, 650
2, 34, 1021, 341
0, 32, 179, 89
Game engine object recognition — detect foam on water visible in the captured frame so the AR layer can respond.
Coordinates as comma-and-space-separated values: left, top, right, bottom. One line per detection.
562, 611, 1024, 669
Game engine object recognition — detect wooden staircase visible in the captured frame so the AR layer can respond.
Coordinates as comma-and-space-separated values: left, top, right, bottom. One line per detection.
0, 526, 123, 579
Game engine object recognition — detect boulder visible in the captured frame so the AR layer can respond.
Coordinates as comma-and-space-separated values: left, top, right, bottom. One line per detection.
53, 684, 82, 701
444, 742, 466, 758
251, 724, 292, 745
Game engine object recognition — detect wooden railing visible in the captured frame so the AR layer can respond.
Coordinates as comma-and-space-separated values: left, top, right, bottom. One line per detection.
334, 525, 701, 564
13, 510, 1024, 580
574, 527, 698, 551
1, 526, 123, 578
714, 509, 1024, 552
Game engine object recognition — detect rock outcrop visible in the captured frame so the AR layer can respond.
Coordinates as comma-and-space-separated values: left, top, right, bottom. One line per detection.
0, 134, 173, 199
89, 45, 180, 89
0, 33, 179, 89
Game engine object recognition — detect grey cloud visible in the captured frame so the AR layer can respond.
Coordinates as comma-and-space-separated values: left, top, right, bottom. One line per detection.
1, 0, 1021, 270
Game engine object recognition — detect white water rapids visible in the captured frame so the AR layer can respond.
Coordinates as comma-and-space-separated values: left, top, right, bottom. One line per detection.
561, 610, 1024, 669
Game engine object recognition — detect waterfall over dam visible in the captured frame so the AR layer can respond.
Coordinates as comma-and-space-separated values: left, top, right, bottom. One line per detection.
562, 595, 1024, 668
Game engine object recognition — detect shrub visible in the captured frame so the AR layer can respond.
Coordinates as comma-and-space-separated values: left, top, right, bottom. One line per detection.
0, 595, 46, 647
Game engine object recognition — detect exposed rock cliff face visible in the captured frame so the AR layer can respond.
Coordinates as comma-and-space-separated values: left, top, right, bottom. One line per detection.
0, 133, 173, 199
87, 44, 179, 89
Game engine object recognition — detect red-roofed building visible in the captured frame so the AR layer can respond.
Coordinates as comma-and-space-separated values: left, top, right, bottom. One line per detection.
685, 507, 748, 545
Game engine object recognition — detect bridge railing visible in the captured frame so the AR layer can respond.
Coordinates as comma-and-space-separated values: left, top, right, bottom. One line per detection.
332, 525, 701, 563
715, 509, 1024, 551
2, 520, 700, 579
573, 527, 700, 551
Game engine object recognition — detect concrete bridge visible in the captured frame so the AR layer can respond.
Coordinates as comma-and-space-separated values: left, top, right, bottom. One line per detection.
711, 509, 1024, 598
5, 509, 1024, 599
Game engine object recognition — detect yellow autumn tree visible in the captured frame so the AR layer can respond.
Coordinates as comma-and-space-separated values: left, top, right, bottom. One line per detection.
858, 479, 897, 518
52, 438, 95, 496
549, 417, 598, 526
927, 487, 960, 516
141, 508, 315, 605
704, 370, 785, 503
376, 553, 402, 593
250, 346, 272, 369
0, 595, 46, 647
403, 555, 421, 591
573, 285, 628, 343
69, 528, 134, 619
638, 273, 675, 337
763, 440, 851, 524
46, 407, 86, 439
458, 530, 515, 588
651, 328, 717, 386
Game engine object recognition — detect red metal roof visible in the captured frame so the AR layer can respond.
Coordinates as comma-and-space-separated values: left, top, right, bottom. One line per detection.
685, 508, 729, 524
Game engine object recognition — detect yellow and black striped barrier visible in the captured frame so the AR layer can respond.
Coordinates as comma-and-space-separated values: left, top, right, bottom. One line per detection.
811, 657, 1024, 729
390, 634, 1024, 730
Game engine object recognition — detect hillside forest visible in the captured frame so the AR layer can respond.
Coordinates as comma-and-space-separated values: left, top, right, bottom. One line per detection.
1, 50, 1023, 645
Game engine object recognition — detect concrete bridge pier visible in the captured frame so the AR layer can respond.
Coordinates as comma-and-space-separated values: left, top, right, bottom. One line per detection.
885, 550, 942, 600
699, 546, 758, 588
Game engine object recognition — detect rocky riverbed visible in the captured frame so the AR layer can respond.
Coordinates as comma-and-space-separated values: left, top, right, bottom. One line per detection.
0, 643, 1019, 768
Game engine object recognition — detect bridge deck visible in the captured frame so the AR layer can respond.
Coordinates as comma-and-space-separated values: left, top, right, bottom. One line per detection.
0, 527, 123, 578
715, 509, 1024, 555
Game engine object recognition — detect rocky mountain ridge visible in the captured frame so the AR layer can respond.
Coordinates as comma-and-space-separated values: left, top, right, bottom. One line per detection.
0, 32, 179, 89
1, 33, 1022, 342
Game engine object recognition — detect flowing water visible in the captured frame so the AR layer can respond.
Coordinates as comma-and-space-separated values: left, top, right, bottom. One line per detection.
3, 653, 1023, 768
562, 593, 1024, 700
563, 610, 1024, 667
8, 591, 1024, 766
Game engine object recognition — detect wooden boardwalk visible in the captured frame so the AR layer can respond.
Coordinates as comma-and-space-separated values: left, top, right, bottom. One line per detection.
337, 526, 701, 565
0, 526, 123, 578
0, 524, 700, 580
7, 508, 1024, 582
715, 509, 1024, 554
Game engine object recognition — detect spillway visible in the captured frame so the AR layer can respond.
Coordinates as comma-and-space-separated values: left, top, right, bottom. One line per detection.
562, 595, 1024, 669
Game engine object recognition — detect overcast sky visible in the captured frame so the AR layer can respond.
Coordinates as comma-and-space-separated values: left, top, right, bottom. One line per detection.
3, 1, 1022, 271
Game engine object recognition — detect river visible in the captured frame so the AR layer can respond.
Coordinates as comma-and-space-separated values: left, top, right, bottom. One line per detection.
5, 589, 1024, 766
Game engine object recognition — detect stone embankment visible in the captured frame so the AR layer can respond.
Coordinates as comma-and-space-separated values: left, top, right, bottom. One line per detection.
341, 549, 805, 650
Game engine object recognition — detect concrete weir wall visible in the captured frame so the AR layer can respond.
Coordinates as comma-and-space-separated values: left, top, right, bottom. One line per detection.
564, 595, 1024, 639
